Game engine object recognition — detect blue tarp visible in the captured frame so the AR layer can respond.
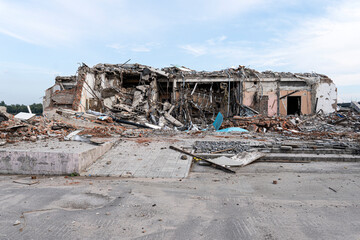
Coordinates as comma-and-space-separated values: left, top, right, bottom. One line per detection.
213, 112, 223, 130
216, 127, 249, 133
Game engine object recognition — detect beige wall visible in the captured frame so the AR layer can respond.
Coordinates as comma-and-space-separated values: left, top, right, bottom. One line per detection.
279, 90, 312, 115
242, 85, 312, 116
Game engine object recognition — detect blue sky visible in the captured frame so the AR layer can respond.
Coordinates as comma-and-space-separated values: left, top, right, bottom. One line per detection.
0, 0, 359, 104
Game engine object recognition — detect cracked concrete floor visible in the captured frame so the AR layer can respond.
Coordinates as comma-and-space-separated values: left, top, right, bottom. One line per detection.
1, 161, 360, 240
82, 138, 192, 178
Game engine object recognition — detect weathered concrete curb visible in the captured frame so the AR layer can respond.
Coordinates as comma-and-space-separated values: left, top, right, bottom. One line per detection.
197, 153, 360, 162
261, 153, 360, 162
0, 141, 114, 175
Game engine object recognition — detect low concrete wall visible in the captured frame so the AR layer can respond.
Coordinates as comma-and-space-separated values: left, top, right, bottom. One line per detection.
78, 141, 114, 171
0, 141, 114, 175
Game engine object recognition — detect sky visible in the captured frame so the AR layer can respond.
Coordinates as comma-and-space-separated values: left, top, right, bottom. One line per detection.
0, 0, 359, 104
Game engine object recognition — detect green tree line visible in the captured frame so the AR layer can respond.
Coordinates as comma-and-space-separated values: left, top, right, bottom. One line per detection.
0, 101, 43, 115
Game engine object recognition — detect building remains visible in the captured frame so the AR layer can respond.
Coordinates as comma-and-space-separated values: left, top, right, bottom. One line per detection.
43, 63, 337, 129
2, 63, 360, 177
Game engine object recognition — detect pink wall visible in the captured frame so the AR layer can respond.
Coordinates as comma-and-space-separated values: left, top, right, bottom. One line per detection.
242, 91, 278, 116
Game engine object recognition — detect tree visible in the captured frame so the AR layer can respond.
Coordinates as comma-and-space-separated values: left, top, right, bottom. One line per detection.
0, 100, 43, 115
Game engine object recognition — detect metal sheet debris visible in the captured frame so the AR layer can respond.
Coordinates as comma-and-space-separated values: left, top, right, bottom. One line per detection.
14, 112, 36, 121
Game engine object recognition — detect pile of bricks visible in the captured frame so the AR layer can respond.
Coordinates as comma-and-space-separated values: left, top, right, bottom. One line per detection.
79, 125, 125, 138
0, 116, 76, 143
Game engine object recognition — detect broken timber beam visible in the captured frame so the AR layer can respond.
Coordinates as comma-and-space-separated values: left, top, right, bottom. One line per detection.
112, 117, 150, 129
169, 146, 236, 174
351, 101, 360, 113
211, 148, 235, 154
280, 90, 300, 100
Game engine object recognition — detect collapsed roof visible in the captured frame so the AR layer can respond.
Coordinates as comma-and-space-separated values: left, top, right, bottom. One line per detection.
44, 63, 337, 130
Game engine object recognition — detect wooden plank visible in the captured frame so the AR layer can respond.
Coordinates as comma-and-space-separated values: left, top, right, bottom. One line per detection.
211, 148, 234, 154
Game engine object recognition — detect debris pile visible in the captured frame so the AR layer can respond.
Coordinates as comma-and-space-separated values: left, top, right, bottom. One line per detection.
0, 115, 76, 143
299, 112, 360, 133
0, 109, 130, 145
44, 63, 338, 131
193, 141, 250, 154
222, 115, 300, 133
3, 63, 359, 145
218, 109, 360, 139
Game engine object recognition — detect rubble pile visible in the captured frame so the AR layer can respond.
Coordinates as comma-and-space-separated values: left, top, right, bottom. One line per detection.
54, 108, 153, 137
45, 63, 338, 131
194, 141, 250, 154
217, 107, 360, 140
2, 98, 360, 145
222, 115, 300, 133
300, 111, 360, 133
0, 115, 77, 143
45, 63, 193, 130
0, 110, 130, 144
2, 62, 359, 145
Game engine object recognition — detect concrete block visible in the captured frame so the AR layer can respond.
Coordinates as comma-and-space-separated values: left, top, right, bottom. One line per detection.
0, 140, 114, 175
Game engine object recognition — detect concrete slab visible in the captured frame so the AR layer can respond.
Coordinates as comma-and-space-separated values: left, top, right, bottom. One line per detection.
262, 153, 360, 162
197, 152, 360, 162
0, 139, 114, 175
82, 139, 192, 178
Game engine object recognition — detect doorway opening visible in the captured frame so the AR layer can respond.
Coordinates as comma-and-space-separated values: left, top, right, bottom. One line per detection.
287, 96, 301, 115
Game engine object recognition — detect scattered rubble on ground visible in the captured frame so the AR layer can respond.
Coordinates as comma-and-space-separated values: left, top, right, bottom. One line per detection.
194, 140, 250, 154
1, 63, 360, 174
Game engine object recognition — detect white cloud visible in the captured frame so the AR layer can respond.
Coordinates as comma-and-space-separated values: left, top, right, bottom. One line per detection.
190, 0, 268, 21
179, 0, 360, 91
252, 0, 360, 87
131, 46, 151, 53
0, 0, 163, 47
0, 0, 274, 47
0, 1, 83, 46
0, 28, 35, 44
107, 42, 159, 53
206, 35, 227, 46
107, 43, 122, 50
0, 61, 61, 76
180, 45, 207, 56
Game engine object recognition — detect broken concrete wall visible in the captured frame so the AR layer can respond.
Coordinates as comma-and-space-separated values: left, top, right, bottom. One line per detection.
243, 80, 278, 116
51, 89, 76, 105
43, 76, 77, 110
0, 141, 114, 175
76, 72, 97, 112
240, 73, 337, 116
315, 78, 337, 114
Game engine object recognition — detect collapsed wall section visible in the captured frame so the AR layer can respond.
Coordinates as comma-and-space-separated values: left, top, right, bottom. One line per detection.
43, 76, 77, 110
315, 77, 337, 114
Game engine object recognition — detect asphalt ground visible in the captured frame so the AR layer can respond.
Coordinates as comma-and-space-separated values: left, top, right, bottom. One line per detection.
1, 161, 359, 240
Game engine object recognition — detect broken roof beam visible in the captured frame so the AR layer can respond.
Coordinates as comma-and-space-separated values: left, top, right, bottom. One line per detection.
280, 90, 300, 99
92, 63, 169, 78
143, 66, 169, 78
351, 101, 360, 113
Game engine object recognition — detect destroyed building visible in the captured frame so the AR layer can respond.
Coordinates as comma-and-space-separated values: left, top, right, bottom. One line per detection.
43, 63, 337, 129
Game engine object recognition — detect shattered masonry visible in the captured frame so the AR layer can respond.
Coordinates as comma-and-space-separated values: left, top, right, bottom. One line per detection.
43, 63, 337, 129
